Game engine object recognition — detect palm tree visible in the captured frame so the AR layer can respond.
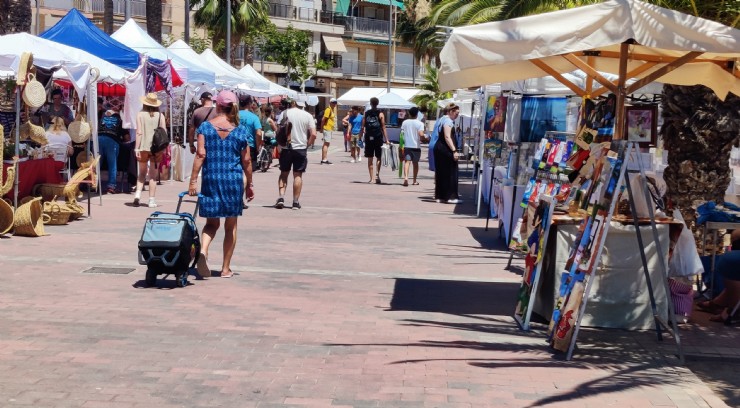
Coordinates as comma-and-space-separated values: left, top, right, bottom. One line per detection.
0, 0, 32, 34
191, 0, 271, 65
103, 0, 114, 34
146, 0, 163, 43
411, 65, 452, 113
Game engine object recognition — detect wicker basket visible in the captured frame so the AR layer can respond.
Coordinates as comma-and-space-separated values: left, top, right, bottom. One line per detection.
22, 73, 46, 109
13, 196, 46, 237
43, 197, 70, 226
0, 198, 13, 235
33, 183, 66, 202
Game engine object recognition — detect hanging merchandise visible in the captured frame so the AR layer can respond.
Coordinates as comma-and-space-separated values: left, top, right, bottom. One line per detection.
69, 102, 91, 143
22, 74, 46, 109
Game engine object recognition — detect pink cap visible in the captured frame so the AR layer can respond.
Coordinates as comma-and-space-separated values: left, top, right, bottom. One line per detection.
215, 90, 238, 106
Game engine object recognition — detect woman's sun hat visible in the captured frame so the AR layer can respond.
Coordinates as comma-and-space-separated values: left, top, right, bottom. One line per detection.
140, 93, 162, 108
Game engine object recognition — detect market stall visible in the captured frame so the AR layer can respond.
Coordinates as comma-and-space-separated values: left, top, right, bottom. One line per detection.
439, 0, 740, 360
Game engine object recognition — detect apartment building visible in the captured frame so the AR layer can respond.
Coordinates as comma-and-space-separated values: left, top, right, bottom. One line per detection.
244, 0, 426, 102
30, 0, 205, 39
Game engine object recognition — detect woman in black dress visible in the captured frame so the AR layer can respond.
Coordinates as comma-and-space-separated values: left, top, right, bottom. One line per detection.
433, 103, 462, 204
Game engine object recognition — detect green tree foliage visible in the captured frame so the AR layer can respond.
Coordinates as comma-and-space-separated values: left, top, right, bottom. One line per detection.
257, 25, 313, 84
163, 32, 214, 54
190, 0, 271, 64
411, 65, 452, 113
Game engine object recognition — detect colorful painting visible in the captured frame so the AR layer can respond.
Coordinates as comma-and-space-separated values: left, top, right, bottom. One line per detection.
514, 196, 556, 331
484, 95, 507, 132
625, 105, 657, 146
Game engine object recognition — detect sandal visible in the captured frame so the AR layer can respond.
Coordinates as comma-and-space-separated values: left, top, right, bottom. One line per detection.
221, 269, 234, 278
412, 181, 419, 185
402, 180, 408, 187
696, 300, 725, 314
709, 308, 740, 324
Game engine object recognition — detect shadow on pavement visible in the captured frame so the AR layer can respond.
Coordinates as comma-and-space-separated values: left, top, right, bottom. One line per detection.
388, 277, 518, 315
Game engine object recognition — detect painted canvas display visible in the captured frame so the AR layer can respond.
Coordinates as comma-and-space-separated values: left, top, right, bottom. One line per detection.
484, 95, 507, 132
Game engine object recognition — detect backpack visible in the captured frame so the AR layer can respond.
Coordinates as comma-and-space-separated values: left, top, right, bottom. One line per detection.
275, 114, 293, 147
364, 109, 381, 138
150, 113, 169, 154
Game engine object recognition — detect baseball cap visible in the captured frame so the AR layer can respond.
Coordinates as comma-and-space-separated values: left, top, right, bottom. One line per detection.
330, 98, 337, 103
215, 90, 238, 106
200, 92, 213, 100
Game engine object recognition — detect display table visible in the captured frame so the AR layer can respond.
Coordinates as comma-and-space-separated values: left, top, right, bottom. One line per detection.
2, 158, 63, 200
533, 220, 674, 330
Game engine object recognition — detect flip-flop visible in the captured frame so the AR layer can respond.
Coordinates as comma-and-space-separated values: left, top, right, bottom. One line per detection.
221, 270, 234, 278
196, 254, 211, 278
412, 181, 420, 185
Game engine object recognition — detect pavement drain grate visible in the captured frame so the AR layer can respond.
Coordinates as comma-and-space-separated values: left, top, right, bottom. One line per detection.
82, 267, 136, 275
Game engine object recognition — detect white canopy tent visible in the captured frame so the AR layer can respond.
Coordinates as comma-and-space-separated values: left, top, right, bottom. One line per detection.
199, 49, 270, 93
112, 20, 216, 86
337, 87, 422, 107
439, 0, 740, 117
367, 91, 417, 109
238, 64, 296, 98
167, 40, 244, 87
0, 32, 128, 96
0, 33, 117, 209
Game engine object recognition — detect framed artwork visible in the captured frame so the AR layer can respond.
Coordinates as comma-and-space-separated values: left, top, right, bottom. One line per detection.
625, 105, 657, 146
484, 95, 507, 132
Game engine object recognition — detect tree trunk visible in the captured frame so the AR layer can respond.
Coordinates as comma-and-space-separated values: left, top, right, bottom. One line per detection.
146, 0, 163, 44
103, 0, 114, 34
662, 85, 740, 252
0, 0, 32, 34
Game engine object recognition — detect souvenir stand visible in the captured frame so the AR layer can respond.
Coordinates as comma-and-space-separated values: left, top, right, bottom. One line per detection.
439, 0, 740, 360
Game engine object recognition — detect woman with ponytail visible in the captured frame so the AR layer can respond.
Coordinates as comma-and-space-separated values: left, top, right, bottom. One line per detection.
189, 91, 251, 279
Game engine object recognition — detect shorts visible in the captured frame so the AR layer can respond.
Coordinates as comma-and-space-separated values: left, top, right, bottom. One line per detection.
278, 148, 308, 173
404, 147, 421, 163
350, 134, 360, 148
365, 142, 383, 159
322, 130, 332, 143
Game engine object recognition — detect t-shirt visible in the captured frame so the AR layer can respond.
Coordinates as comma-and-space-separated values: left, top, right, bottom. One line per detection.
285, 107, 315, 150
238, 110, 262, 148
98, 112, 124, 142
190, 105, 217, 130
323, 107, 336, 131
430, 115, 452, 149
400, 118, 425, 149
46, 131, 72, 147
46, 104, 74, 124
349, 113, 363, 135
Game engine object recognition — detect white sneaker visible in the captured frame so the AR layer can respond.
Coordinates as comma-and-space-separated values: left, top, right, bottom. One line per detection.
350, 159, 356, 163
358, 157, 362, 162
148, 198, 157, 208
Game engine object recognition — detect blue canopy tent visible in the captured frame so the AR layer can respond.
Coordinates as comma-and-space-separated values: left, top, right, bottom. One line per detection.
40, 8, 141, 71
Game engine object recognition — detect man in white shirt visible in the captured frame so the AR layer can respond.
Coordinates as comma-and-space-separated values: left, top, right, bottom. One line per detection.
275, 99, 316, 210
400, 106, 427, 187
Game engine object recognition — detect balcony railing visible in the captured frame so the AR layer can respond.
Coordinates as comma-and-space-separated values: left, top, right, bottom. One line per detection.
394, 63, 427, 79
268, 2, 343, 26
39, 0, 91, 11
341, 59, 387, 77
343, 16, 390, 36
87, 0, 172, 21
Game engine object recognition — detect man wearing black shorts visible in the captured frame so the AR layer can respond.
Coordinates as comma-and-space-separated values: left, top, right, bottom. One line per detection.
359, 97, 389, 184
275, 100, 316, 210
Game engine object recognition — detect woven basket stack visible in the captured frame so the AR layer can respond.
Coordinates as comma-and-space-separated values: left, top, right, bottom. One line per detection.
0, 160, 16, 235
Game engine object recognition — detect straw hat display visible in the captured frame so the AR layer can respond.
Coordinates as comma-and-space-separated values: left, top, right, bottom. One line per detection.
140, 93, 162, 107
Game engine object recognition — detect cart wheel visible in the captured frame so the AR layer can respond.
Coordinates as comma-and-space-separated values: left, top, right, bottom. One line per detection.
176, 272, 187, 288
145, 270, 157, 287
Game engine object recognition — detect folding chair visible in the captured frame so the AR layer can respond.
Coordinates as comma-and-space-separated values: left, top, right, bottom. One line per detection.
46, 143, 71, 181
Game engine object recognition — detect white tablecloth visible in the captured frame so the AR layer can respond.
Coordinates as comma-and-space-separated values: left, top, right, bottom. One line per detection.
533, 222, 669, 330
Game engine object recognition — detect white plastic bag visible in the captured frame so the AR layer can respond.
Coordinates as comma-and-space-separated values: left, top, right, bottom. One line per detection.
381, 144, 390, 167
668, 209, 705, 277
389, 144, 399, 171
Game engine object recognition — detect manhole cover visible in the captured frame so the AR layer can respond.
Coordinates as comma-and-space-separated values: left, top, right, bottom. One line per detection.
82, 267, 135, 275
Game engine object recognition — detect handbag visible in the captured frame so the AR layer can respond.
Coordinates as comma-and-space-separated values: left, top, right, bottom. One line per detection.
19, 119, 47, 145
22, 73, 46, 109
69, 103, 91, 143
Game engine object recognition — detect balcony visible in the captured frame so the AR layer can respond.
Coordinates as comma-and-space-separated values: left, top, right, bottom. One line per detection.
268, 2, 343, 26
38, 0, 91, 11
394, 63, 427, 79
88, 0, 172, 21
319, 54, 343, 69
341, 59, 387, 78
343, 16, 390, 37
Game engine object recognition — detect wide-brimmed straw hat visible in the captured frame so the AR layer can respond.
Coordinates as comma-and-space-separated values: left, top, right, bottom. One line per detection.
17, 52, 33, 86
140, 93, 162, 108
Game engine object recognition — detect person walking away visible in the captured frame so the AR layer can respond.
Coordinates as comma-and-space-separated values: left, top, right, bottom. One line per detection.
98, 106, 127, 194
320, 98, 338, 164
275, 99, 316, 210
187, 92, 217, 154
434, 103, 462, 204
261, 106, 278, 165
239, 95, 263, 174
188, 91, 250, 279
359, 97, 389, 184
133, 93, 167, 208
400, 107, 427, 187
342, 106, 364, 163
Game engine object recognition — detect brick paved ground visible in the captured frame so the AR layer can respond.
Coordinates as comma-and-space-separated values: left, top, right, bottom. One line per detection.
0, 145, 737, 407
